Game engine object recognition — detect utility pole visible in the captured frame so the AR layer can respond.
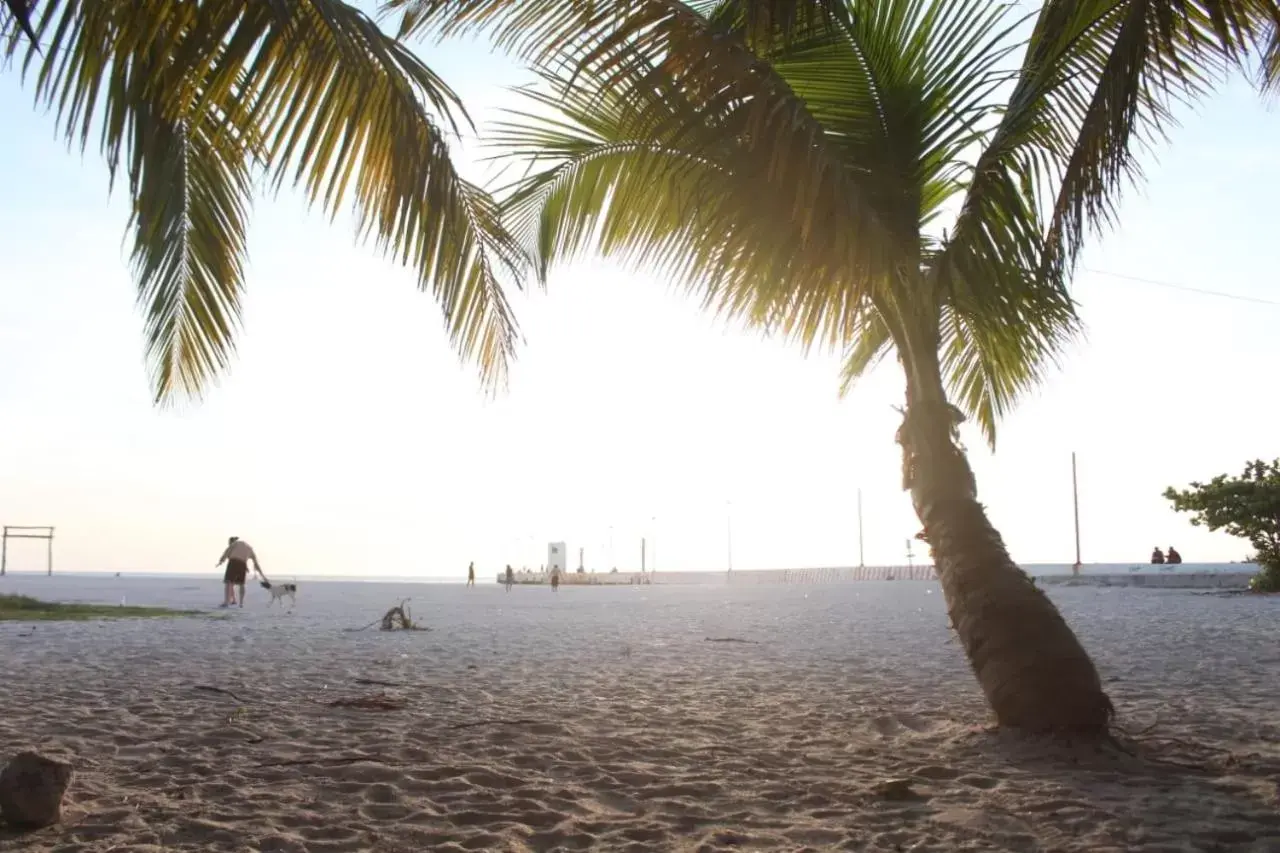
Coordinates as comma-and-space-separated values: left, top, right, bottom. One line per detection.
727, 500, 734, 573
651, 516, 657, 573
1072, 452, 1082, 576
857, 488, 865, 569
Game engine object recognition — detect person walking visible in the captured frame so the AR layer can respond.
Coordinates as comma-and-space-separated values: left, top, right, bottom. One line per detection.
216, 536, 264, 608
505, 565, 514, 592
467, 561, 476, 587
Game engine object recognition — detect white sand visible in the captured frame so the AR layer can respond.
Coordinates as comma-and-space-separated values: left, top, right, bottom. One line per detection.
0, 574, 1278, 852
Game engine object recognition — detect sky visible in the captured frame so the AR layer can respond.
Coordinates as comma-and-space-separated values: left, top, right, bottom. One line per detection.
1, 8, 1278, 578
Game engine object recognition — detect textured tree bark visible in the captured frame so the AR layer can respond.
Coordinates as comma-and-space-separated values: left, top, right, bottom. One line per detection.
898, 352, 1114, 733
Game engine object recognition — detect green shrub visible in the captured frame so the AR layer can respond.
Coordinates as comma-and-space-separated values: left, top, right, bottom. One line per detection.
1165, 460, 1280, 595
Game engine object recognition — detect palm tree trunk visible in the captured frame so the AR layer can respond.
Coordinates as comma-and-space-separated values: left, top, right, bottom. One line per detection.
899, 350, 1114, 734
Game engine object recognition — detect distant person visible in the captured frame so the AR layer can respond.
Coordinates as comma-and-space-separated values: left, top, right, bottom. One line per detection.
216, 536, 263, 608
1167, 546, 1182, 565
505, 565, 514, 592
467, 562, 475, 587
550, 568, 560, 592
1150, 547, 1165, 565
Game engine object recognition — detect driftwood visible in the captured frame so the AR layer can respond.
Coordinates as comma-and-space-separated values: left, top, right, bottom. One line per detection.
345, 599, 431, 632
380, 599, 426, 631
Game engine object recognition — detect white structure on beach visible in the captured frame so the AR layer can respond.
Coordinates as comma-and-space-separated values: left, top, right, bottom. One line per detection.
547, 542, 567, 574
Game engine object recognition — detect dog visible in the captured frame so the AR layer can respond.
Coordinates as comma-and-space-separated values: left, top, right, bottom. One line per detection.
260, 579, 298, 608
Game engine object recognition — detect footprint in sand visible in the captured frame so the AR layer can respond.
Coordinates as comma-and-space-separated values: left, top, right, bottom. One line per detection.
525, 828, 597, 851
957, 773, 1001, 790
257, 833, 308, 853
359, 801, 414, 821
593, 791, 644, 815
785, 826, 848, 846
912, 764, 962, 781
870, 712, 933, 736
462, 769, 525, 790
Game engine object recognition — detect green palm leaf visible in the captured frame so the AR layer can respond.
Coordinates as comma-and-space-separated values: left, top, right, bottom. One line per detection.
6, 0, 525, 403
836, 310, 893, 396
128, 94, 254, 404
490, 58, 885, 352
489, 0, 1042, 432
393, 0, 895, 306
1265, 22, 1280, 90
1036, 1, 1280, 284
2, 0, 37, 43
937, 0, 1280, 316
915, 0, 1280, 442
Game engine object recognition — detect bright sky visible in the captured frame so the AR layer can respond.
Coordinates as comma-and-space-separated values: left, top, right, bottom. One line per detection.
1, 12, 1277, 578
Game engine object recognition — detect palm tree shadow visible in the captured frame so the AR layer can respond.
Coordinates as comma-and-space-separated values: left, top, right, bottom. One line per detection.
945, 726, 1280, 845
0, 824, 46, 842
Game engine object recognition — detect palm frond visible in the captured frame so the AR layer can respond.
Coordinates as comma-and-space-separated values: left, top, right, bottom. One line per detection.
481, 0, 1073, 431
1258, 16, 1280, 90
937, 268, 1081, 447
770, 0, 1019, 236
1033, 0, 1280, 287
918, 0, 1279, 442
2, 0, 37, 43
129, 100, 254, 404
837, 310, 893, 396
683, 0, 850, 51
7, 0, 525, 402
940, 1, 1279, 313
489, 63, 875, 352
392, 0, 895, 289
390, 0, 846, 55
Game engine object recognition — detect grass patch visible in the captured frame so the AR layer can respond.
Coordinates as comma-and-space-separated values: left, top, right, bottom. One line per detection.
0, 594, 200, 622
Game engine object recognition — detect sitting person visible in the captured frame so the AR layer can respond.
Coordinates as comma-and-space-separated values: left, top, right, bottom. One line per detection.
1167, 546, 1182, 565
1150, 547, 1165, 565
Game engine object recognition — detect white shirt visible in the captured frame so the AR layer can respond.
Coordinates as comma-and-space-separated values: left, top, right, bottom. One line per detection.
222, 540, 256, 563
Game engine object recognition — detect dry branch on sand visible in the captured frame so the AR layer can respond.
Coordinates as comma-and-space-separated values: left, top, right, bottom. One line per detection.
345, 599, 431, 632
193, 685, 248, 703
354, 677, 407, 688
380, 601, 424, 631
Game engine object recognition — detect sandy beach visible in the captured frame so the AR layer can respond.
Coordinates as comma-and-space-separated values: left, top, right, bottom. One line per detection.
1, 574, 1277, 852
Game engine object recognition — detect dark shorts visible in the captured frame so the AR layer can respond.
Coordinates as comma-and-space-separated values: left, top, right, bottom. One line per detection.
224, 559, 248, 585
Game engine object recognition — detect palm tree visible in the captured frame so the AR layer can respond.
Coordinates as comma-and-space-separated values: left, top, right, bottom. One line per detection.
3, 0, 524, 404
393, 0, 1280, 733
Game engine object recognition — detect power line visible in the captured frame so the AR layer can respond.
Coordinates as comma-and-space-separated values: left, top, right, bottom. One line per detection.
1084, 268, 1280, 307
